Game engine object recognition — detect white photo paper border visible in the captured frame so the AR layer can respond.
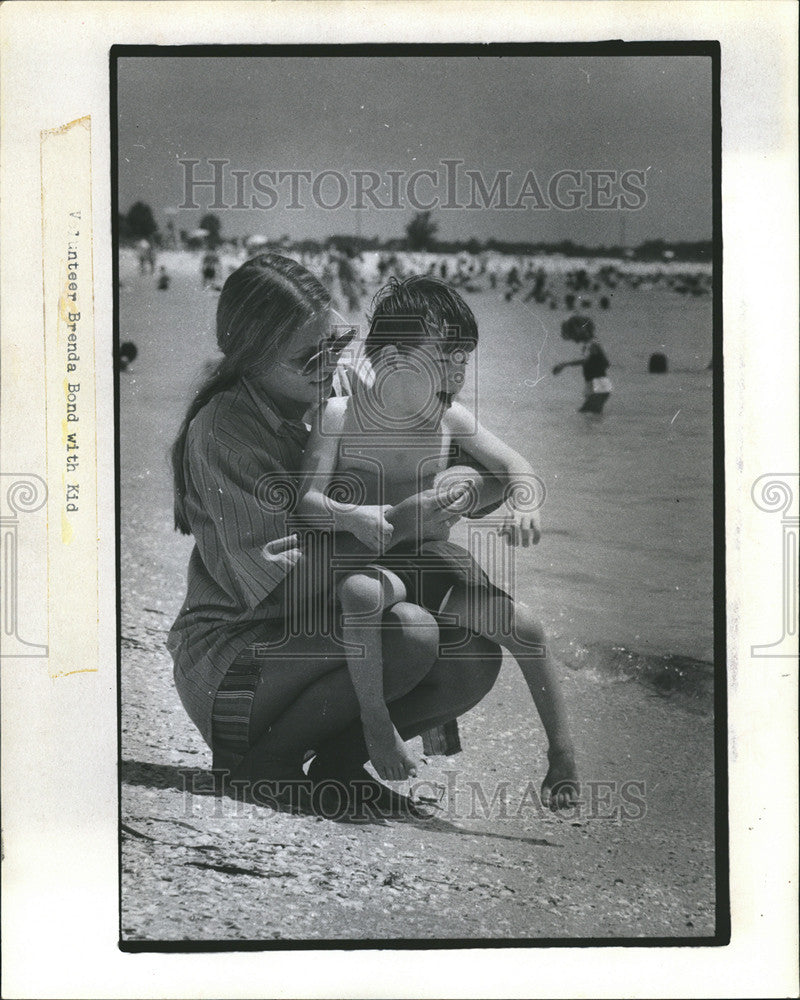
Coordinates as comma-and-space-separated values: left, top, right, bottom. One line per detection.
1, 2, 797, 998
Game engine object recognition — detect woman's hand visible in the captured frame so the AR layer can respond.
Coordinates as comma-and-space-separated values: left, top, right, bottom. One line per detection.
499, 510, 541, 547
344, 505, 394, 552
262, 533, 304, 569
362, 711, 419, 782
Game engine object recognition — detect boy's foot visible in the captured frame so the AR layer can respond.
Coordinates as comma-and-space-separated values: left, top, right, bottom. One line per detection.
361, 719, 419, 783
541, 746, 579, 811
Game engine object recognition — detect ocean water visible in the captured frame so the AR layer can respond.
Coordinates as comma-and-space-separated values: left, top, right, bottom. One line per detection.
451, 286, 715, 673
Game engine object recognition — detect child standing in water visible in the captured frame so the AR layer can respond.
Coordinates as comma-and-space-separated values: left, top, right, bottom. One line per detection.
553, 336, 612, 414
297, 277, 578, 808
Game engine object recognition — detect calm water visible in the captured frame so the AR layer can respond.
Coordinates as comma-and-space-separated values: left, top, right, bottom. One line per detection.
453, 286, 715, 664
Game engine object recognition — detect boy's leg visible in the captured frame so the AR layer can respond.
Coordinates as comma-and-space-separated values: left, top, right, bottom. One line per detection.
335, 567, 407, 652
337, 570, 421, 781
312, 629, 501, 769
439, 586, 578, 808
309, 630, 502, 813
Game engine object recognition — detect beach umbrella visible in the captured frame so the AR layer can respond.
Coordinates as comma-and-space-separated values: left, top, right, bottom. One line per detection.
245, 235, 271, 254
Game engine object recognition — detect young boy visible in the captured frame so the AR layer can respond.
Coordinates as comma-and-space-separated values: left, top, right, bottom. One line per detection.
297, 276, 578, 809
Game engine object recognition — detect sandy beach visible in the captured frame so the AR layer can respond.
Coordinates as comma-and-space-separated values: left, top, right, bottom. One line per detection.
121, 627, 715, 941
119, 251, 718, 942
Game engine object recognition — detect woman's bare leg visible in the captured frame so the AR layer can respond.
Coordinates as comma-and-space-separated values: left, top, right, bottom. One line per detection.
229, 600, 438, 783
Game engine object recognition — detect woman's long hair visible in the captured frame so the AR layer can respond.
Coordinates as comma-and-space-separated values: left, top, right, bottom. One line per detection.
171, 253, 330, 534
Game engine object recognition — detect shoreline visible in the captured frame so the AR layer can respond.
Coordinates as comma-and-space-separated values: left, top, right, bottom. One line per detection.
555, 636, 714, 706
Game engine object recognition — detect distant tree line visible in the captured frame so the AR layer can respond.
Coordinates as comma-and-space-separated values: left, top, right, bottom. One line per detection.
117, 202, 712, 263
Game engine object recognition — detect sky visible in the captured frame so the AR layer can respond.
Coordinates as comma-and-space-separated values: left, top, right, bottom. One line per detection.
117, 53, 713, 247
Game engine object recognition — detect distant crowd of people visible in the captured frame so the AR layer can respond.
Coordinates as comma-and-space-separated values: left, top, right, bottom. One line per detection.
132, 237, 711, 322
126, 240, 711, 409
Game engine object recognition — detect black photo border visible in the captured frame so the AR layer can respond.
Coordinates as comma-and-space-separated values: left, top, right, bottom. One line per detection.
111, 40, 727, 954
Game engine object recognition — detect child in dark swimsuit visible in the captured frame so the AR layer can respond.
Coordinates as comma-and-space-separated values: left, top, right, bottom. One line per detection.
553, 338, 612, 413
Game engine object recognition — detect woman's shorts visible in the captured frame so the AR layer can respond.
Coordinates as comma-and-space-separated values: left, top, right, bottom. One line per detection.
211, 540, 511, 756
376, 539, 511, 615
211, 654, 262, 756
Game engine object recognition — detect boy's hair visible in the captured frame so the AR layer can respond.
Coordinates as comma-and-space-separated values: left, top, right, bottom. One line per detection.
364, 275, 478, 363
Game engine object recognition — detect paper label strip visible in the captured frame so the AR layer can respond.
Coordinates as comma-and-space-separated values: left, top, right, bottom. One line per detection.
40, 116, 99, 678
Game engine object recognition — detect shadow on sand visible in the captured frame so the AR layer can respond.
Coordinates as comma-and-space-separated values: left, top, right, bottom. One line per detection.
121, 759, 559, 847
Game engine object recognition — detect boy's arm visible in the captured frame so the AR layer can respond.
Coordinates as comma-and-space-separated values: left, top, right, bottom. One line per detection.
446, 402, 534, 478
445, 402, 541, 545
552, 358, 583, 373
297, 399, 393, 552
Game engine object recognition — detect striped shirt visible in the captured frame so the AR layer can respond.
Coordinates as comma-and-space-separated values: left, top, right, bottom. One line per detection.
167, 377, 310, 746
167, 372, 506, 751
